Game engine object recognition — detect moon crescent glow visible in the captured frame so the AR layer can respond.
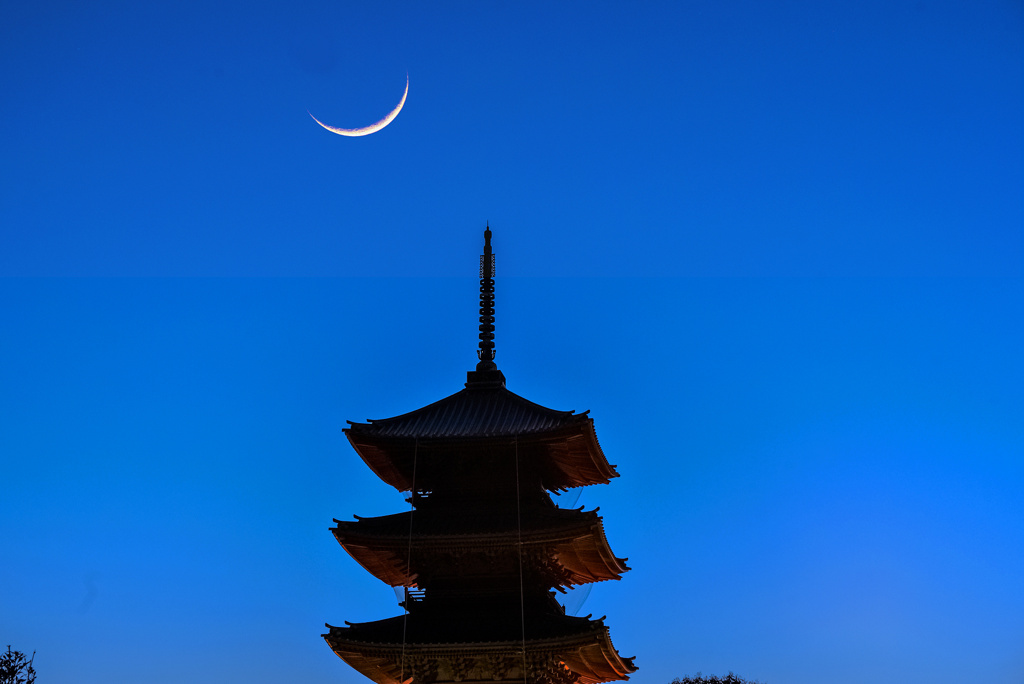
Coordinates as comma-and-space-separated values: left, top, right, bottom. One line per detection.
309, 73, 408, 137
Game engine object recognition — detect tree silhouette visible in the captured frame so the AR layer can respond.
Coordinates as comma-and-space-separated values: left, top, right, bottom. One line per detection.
670, 674, 763, 684
0, 646, 36, 684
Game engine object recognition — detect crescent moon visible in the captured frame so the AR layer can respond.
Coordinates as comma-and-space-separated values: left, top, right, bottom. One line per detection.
308, 73, 408, 137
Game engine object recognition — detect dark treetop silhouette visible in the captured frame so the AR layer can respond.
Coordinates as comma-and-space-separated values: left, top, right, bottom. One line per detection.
0, 647, 36, 684
324, 228, 636, 684
669, 675, 764, 684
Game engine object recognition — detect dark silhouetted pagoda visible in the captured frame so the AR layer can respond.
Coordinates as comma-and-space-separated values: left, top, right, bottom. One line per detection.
325, 228, 636, 684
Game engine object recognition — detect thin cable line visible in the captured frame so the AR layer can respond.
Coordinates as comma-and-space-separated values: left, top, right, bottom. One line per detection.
514, 436, 528, 684
400, 439, 418, 684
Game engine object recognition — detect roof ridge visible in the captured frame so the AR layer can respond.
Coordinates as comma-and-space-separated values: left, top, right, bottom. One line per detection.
348, 383, 585, 440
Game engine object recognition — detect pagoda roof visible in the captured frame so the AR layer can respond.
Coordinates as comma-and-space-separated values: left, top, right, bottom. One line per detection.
345, 383, 619, 491
324, 612, 636, 684
332, 506, 629, 587
347, 382, 586, 440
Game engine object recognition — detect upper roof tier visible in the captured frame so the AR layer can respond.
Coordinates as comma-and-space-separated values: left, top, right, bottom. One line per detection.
349, 371, 581, 439
344, 377, 620, 491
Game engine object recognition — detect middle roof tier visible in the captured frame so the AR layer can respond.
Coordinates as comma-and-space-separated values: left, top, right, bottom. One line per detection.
332, 505, 629, 588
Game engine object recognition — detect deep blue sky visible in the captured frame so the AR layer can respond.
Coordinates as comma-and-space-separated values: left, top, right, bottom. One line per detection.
1, 2, 1021, 683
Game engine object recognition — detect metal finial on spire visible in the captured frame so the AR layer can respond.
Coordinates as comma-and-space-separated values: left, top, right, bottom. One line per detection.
476, 226, 496, 371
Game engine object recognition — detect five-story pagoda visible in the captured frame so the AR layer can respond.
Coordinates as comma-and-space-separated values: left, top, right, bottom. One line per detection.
325, 228, 636, 684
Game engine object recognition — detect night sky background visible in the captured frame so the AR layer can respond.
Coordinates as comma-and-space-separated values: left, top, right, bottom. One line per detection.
1, 2, 1021, 683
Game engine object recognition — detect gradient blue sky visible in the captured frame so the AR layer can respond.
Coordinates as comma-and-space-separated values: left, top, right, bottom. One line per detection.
1, 2, 1021, 683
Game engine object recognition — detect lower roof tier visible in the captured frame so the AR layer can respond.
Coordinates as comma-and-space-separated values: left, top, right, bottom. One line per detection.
332, 507, 628, 588
324, 612, 636, 684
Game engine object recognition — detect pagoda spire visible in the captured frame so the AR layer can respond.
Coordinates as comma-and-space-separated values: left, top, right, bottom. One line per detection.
476, 225, 497, 371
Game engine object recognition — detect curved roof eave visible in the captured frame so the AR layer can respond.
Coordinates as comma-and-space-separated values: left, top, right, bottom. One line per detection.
344, 385, 587, 441
345, 418, 618, 492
